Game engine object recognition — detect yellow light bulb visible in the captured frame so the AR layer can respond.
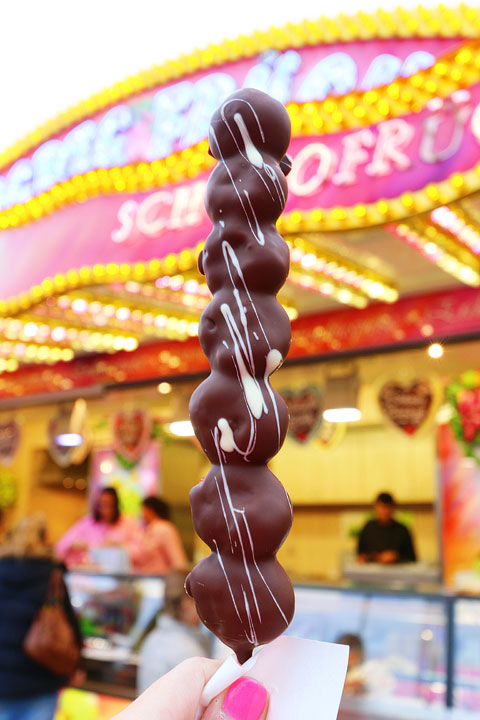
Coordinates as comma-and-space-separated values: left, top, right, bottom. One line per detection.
428, 343, 444, 359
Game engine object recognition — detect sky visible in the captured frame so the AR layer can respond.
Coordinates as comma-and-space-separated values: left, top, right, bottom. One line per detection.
0, 0, 460, 152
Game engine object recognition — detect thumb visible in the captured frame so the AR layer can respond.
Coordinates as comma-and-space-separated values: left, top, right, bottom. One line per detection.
202, 676, 269, 720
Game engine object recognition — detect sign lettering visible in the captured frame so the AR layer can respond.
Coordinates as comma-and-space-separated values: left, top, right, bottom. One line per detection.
0, 41, 449, 210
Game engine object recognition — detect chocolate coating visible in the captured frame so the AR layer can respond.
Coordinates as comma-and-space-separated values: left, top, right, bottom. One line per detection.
186, 88, 294, 663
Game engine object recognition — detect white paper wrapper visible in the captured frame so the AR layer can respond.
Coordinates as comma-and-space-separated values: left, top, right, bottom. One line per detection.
196, 635, 349, 720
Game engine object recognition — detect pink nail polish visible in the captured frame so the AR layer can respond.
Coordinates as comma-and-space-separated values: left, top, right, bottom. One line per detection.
223, 677, 267, 720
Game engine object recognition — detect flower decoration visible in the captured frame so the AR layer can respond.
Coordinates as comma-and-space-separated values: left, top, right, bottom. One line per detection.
446, 370, 480, 464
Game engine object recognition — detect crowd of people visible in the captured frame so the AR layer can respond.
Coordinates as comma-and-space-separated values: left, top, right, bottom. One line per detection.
0, 487, 417, 720
55, 487, 187, 575
0, 489, 201, 720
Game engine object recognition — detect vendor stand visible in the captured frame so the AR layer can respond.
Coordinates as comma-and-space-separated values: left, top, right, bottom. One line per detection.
0, 5, 480, 719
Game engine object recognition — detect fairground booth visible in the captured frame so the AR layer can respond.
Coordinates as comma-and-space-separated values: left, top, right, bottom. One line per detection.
1, 5, 480, 719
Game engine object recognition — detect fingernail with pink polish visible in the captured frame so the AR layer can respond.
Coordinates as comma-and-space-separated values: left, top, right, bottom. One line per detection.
223, 677, 267, 720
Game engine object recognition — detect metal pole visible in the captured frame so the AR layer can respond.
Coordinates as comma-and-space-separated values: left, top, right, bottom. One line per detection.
445, 597, 455, 708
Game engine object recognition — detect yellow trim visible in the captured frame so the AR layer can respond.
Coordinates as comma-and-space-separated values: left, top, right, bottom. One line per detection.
0, 249, 202, 318
0, 141, 214, 230
278, 164, 480, 232
0, 5, 479, 172
393, 217, 480, 285
290, 40, 480, 135
0, 225, 401, 318
408, 215, 480, 272
287, 236, 398, 303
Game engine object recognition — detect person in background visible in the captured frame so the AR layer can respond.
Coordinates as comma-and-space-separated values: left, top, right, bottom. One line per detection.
0, 515, 82, 720
137, 569, 210, 694
357, 491, 416, 564
130, 496, 187, 575
55, 486, 137, 569
336, 632, 395, 698
336, 633, 366, 695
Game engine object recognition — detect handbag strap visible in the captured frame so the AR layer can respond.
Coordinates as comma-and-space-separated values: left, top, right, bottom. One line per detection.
45, 567, 65, 607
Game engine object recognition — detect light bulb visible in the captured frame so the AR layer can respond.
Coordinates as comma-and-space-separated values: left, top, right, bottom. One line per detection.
323, 408, 361, 423
169, 421, 195, 437
428, 343, 444, 359
55, 432, 83, 447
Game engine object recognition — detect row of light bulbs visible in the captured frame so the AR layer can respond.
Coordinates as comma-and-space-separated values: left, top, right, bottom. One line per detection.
0, 341, 74, 364
393, 222, 480, 287
0, 316, 140, 352
431, 205, 480, 256
55, 293, 201, 336
287, 239, 397, 304
288, 269, 368, 309
0, 252, 201, 318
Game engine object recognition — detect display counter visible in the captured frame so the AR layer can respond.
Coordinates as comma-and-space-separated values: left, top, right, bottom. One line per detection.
65, 570, 167, 700
63, 572, 480, 719
288, 583, 480, 717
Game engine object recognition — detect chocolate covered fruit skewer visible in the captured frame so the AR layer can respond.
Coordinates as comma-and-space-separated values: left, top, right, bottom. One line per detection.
186, 89, 294, 664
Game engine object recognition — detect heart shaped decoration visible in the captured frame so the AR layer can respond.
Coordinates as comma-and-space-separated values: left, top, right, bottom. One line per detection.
281, 386, 322, 443
379, 380, 433, 435
113, 409, 152, 465
0, 419, 20, 465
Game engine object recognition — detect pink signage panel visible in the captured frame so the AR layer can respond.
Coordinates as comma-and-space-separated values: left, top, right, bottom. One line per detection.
0, 38, 461, 210
1, 78, 480, 299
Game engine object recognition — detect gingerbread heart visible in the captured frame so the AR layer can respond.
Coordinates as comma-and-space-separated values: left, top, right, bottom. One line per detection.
281, 386, 322, 443
379, 380, 433, 435
112, 409, 152, 464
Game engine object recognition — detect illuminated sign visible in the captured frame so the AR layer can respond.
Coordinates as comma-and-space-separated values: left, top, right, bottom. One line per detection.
111, 86, 480, 243
1, 79, 479, 302
0, 38, 458, 210
0, 35, 477, 305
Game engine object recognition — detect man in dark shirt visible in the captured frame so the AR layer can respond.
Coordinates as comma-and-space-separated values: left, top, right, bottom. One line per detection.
357, 492, 416, 564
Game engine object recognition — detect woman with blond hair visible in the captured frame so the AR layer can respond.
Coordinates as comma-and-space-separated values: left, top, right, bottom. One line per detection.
0, 515, 82, 720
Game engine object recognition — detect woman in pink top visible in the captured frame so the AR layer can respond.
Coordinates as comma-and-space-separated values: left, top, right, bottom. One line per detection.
130, 496, 187, 575
56, 487, 137, 568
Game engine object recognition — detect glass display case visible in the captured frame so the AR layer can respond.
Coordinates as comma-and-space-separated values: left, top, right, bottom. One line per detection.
454, 598, 480, 712
63, 572, 480, 719
289, 585, 448, 707
65, 571, 166, 699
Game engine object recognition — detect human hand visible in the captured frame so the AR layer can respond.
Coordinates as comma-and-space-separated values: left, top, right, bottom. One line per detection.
114, 657, 269, 720
202, 675, 269, 720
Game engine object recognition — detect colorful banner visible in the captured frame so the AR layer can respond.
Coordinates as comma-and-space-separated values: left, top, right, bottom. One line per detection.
2, 82, 480, 299
2, 38, 479, 302
0, 285, 479, 400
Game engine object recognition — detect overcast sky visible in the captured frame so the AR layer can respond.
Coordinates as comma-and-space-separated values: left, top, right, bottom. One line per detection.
0, 0, 458, 152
